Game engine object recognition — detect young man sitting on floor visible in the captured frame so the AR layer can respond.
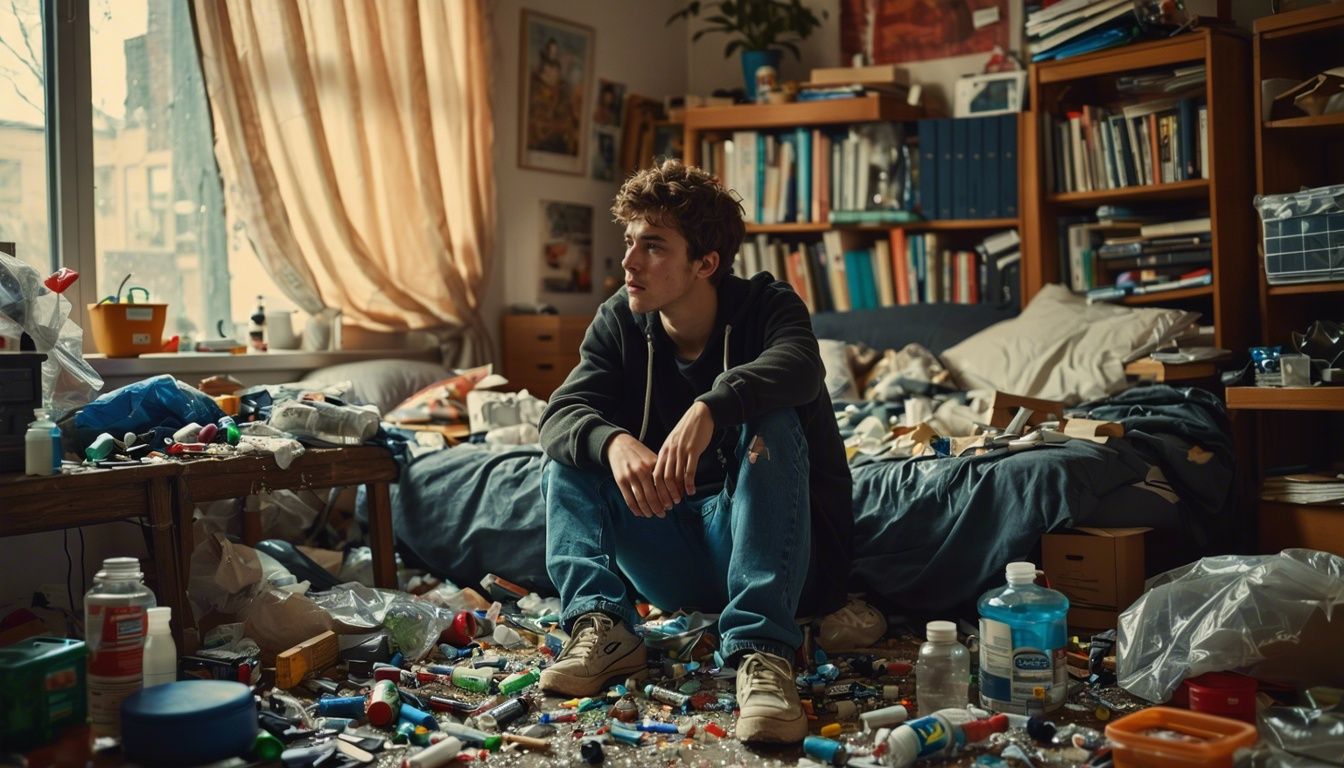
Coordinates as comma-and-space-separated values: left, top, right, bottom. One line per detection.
536, 159, 854, 744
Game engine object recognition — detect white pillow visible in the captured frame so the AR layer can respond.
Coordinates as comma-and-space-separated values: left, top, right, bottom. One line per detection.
818, 339, 859, 401
940, 284, 1198, 403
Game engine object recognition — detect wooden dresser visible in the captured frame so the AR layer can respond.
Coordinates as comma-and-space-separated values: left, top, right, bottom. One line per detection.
500, 314, 589, 398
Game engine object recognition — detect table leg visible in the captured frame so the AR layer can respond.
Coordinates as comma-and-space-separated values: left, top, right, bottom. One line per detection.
146, 476, 184, 648
173, 477, 200, 652
366, 481, 396, 589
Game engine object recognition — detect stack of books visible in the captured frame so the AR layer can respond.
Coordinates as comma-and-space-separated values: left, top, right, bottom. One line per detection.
1083, 217, 1213, 302
1045, 94, 1208, 194
798, 63, 911, 102
1261, 474, 1344, 505
1027, 0, 1142, 62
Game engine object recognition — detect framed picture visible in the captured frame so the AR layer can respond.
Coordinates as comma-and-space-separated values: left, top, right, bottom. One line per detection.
953, 70, 1027, 117
842, 0, 1009, 66
540, 201, 593, 294
519, 10, 595, 175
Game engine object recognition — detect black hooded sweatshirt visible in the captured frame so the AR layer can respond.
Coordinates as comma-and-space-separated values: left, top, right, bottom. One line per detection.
538, 272, 853, 618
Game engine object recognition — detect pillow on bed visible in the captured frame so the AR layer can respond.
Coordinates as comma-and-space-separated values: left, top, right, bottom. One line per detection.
299, 359, 450, 414
819, 339, 859, 401
940, 284, 1198, 403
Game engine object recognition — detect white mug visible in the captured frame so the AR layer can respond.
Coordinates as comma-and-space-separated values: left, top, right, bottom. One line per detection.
266, 311, 298, 350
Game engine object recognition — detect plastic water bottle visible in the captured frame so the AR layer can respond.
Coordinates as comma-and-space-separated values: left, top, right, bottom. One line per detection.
914, 620, 969, 715
85, 557, 156, 737
977, 562, 1070, 714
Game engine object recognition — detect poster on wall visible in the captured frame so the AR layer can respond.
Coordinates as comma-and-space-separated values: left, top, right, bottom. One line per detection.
591, 79, 625, 181
540, 201, 593, 294
519, 10, 595, 175
842, 0, 1010, 65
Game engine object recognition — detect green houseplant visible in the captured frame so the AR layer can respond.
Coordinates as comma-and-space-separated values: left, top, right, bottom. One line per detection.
667, 0, 826, 100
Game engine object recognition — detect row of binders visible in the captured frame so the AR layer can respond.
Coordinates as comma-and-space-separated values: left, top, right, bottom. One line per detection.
1045, 93, 1208, 194
917, 115, 1019, 220
737, 229, 1021, 313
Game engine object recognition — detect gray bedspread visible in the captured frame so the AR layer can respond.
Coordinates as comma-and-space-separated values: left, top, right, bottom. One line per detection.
365, 385, 1232, 616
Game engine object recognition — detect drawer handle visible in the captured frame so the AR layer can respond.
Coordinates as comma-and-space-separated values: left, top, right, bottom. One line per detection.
536, 334, 555, 341
537, 363, 554, 370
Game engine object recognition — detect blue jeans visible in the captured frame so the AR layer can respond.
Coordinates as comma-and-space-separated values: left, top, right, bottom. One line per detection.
543, 408, 811, 661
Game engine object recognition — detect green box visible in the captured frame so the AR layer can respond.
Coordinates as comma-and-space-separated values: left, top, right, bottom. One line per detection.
0, 637, 87, 751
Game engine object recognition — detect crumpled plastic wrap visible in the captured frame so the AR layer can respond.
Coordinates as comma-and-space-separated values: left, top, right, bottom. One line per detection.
1118, 549, 1344, 703
188, 530, 264, 620
308, 583, 451, 661
241, 588, 334, 663
1257, 707, 1344, 766
0, 255, 103, 412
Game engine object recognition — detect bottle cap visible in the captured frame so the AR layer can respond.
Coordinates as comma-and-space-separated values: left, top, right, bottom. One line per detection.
1005, 562, 1037, 585
925, 620, 957, 643
32, 408, 48, 421
97, 557, 143, 581
147, 606, 171, 633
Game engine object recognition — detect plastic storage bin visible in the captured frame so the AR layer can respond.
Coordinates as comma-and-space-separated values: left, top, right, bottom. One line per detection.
1255, 183, 1344, 285
87, 302, 167, 357
1105, 706, 1258, 768
0, 637, 87, 752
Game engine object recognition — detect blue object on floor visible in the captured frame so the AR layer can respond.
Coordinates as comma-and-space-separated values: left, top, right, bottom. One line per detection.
121, 680, 257, 765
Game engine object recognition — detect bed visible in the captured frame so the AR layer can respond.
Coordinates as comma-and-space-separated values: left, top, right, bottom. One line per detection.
359, 287, 1236, 617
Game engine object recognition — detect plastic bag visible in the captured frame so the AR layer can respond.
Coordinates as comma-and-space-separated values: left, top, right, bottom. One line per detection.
1117, 549, 1344, 703
307, 583, 450, 660
241, 588, 334, 663
0, 255, 103, 412
1258, 707, 1344, 765
74, 374, 223, 439
187, 529, 263, 621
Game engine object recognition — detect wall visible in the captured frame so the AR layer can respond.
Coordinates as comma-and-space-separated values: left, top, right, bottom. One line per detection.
484, 0, 689, 360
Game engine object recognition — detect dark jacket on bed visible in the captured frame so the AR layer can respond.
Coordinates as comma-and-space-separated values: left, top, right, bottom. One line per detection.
539, 272, 853, 618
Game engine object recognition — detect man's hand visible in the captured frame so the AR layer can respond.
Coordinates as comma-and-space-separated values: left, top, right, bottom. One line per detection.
607, 433, 674, 518
654, 401, 715, 503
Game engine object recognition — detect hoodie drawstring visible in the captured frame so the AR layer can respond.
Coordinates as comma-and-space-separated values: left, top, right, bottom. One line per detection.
638, 333, 653, 442
637, 324, 733, 443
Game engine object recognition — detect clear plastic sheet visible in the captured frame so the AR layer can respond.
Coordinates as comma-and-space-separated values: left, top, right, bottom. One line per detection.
1118, 549, 1344, 703
1258, 707, 1344, 766
0, 255, 103, 412
307, 583, 450, 661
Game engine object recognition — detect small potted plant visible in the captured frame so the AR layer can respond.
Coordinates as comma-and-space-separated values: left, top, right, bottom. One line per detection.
667, 0, 826, 101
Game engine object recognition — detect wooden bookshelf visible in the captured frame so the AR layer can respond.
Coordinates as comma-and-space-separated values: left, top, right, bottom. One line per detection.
745, 217, 1019, 235
1241, 2, 1344, 554
682, 94, 923, 135
1022, 27, 1256, 356
1226, 387, 1344, 412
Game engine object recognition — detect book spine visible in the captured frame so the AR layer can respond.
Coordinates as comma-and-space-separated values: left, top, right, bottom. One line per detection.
918, 119, 937, 218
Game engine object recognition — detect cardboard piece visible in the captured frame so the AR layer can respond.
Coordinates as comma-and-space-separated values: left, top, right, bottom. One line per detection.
1061, 418, 1125, 444
988, 391, 1066, 429
1042, 526, 1150, 630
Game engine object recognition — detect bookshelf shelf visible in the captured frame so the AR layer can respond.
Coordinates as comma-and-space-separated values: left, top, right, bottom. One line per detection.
1266, 281, 1344, 297
1047, 179, 1209, 207
744, 217, 1020, 235
1225, 386, 1344, 412
1035, 31, 1207, 86
1263, 113, 1344, 134
682, 94, 923, 132
1119, 285, 1213, 305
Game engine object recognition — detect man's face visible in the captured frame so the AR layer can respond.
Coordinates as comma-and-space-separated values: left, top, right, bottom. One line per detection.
621, 218, 705, 315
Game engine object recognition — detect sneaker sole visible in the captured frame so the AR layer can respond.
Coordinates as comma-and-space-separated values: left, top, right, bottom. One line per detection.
735, 712, 809, 745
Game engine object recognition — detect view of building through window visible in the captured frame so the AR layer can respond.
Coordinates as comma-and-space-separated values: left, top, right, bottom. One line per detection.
0, 0, 49, 274
0, 0, 293, 347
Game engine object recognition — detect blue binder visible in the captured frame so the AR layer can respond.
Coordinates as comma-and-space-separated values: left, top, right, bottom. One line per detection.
1000, 115, 1018, 218
918, 119, 937, 218
936, 119, 953, 220
952, 119, 970, 219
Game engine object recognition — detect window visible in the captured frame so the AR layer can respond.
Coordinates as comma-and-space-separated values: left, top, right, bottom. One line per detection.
89, 0, 293, 345
0, 0, 50, 274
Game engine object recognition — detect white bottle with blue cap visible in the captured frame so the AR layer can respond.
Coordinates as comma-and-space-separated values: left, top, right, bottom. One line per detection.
24, 408, 61, 476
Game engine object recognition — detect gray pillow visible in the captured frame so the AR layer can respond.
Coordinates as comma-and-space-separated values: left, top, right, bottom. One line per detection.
299, 359, 450, 414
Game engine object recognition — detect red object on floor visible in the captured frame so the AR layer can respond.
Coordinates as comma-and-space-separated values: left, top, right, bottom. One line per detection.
1185, 671, 1258, 723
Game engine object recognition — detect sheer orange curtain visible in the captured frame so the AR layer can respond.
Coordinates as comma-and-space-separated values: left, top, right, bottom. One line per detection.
193, 0, 495, 364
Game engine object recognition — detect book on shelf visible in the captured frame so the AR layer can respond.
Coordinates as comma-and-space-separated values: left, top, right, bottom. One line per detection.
1045, 95, 1206, 193
1130, 267, 1211, 294
809, 63, 909, 87
1261, 474, 1344, 505
1140, 217, 1211, 238
911, 114, 1017, 219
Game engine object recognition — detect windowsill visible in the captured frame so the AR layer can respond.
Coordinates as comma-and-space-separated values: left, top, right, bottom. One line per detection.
85, 347, 440, 377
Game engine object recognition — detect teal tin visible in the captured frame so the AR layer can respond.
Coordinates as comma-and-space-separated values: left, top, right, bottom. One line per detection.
0, 636, 87, 752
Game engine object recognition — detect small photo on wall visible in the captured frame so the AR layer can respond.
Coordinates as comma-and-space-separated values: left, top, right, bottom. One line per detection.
519, 10, 595, 175
593, 79, 626, 128
591, 129, 618, 181
540, 201, 593, 294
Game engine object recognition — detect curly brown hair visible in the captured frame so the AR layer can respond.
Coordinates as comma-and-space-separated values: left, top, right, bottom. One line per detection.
611, 159, 746, 284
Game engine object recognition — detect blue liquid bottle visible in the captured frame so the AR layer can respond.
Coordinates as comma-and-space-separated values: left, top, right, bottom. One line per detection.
977, 562, 1069, 714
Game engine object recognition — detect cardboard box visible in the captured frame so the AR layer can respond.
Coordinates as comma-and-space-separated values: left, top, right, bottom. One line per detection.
1042, 527, 1151, 630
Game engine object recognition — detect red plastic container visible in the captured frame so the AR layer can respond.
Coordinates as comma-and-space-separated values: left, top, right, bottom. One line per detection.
1185, 672, 1257, 723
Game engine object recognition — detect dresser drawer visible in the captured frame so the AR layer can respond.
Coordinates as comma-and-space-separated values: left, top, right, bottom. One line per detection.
501, 315, 589, 398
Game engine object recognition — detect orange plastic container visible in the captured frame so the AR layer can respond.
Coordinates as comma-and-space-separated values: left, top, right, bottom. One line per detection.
87, 303, 167, 357
1105, 707, 1258, 767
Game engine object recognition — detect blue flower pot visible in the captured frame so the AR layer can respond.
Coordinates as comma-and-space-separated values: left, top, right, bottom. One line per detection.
741, 49, 782, 102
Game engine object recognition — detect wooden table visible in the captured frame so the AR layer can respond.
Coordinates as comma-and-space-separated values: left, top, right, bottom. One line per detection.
172, 445, 401, 633
0, 463, 187, 643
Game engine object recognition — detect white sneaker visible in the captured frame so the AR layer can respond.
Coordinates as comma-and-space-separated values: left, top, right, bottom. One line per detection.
539, 613, 647, 697
817, 597, 887, 651
734, 651, 807, 744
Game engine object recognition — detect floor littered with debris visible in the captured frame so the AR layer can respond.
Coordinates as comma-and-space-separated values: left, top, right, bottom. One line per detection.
251, 631, 1137, 768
